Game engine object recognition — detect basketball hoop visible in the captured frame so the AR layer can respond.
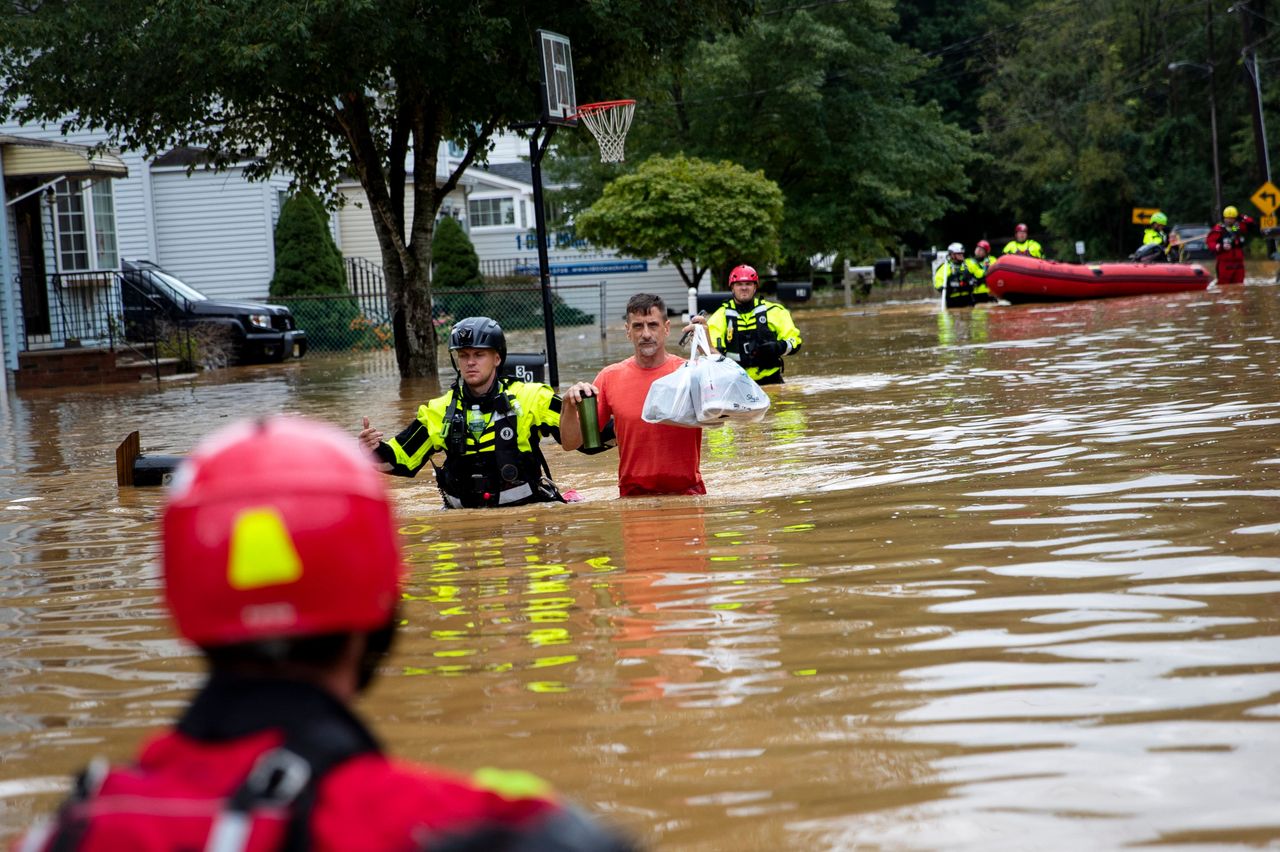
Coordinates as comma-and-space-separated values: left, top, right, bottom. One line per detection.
572, 99, 635, 163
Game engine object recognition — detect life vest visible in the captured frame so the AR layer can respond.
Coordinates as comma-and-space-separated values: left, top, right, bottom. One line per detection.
718, 300, 778, 368
16, 679, 380, 852
434, 379, 563, 509
1142, 227, 1168, 247
18, 676, 614, 852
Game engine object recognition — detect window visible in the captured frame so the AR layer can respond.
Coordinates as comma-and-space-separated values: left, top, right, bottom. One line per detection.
468, 197, 515, 228
54, 179, 119, 272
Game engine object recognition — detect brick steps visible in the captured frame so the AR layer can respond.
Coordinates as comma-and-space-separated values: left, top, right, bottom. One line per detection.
16, 347, 184, 389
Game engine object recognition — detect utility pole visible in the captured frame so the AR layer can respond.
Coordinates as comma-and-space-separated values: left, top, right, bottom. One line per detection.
1235, 0, 1274, 254
1208, 0, 1224, 218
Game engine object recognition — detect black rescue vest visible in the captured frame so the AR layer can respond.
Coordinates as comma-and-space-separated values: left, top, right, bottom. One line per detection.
434, 380, 563, 509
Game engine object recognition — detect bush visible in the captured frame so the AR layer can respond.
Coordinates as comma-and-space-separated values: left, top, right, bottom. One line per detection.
432, 216, 483, 289
270, 190, 346, 298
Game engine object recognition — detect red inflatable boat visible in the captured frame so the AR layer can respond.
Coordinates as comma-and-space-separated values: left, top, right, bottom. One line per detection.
984, 255, 1211, 304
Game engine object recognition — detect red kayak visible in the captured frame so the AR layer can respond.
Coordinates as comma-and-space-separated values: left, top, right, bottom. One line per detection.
984, 254, 1211, 304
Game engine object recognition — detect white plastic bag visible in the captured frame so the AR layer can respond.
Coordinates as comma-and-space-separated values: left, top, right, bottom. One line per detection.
641, 358, 700, 427
692, 330, 770, 425
641, 326, 770, 428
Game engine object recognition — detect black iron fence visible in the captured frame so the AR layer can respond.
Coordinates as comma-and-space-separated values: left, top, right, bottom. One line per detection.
19, 270, 122, 351
285, 259, 610, 353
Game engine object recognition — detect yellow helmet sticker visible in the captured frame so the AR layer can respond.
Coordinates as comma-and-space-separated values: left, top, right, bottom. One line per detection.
227, 507, 303, 590
471, 767, 553, 801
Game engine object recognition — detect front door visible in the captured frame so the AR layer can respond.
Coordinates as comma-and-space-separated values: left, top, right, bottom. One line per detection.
14, 192, 50, 338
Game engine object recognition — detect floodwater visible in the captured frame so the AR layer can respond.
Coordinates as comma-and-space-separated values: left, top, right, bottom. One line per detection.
2, 278, 1280, 850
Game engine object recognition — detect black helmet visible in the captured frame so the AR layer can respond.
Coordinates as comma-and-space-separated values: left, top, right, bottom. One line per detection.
449, 316, 506, 363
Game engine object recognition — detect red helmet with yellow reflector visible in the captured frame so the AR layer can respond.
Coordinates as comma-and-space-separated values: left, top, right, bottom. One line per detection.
162, 416, 402, 647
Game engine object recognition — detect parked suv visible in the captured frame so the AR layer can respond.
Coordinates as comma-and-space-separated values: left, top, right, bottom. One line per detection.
119, 260, 307, 363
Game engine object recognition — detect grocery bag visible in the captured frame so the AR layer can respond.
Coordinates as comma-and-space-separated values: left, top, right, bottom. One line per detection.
641, 324, 716, 427
641, 326, 770, 428
640, 359, 700, 427
693, 334, 770, 425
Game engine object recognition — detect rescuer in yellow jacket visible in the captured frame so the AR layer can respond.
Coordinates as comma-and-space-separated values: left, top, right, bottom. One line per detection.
1132, 211, 1173, 262
1001, 223, 1044, 258
704, 265, 803, 384
358, 317, 583, 508
965, 239, 995, 302
935, 242, 977, 309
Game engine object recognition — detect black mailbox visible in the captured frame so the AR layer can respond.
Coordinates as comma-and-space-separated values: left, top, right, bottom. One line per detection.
776, 281, 811, 302
696, 293, 728, 315
502, 352, 546, 384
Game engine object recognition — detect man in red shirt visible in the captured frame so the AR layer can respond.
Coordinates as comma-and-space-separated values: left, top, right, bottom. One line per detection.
564, 293, 706, 496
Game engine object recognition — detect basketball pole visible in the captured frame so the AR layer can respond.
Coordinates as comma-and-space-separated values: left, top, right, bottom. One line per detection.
528, 123, 561, 387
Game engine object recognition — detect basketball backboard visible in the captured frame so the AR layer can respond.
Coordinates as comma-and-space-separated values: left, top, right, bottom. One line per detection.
537, 29, 577, 125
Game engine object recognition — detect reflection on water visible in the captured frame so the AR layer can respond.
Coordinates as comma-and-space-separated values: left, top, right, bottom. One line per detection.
2, 283, 1280, 848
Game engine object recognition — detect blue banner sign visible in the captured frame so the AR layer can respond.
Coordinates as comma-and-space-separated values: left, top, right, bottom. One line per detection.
515, 260, 649, 276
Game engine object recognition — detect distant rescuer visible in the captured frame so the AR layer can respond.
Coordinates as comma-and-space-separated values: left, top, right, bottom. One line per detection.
934, 242, 977, 309
359, 316, 582, 508
702, 264, 803, 385
966, 239, 995, 303
1001, 223, 1045, 258
1133, 211, 1172, 263
16, 416, 633, 850
1207, 204, 1256, 284
564, 293, 707, 497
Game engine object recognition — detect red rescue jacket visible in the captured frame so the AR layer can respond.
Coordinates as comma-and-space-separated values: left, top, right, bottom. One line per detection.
17, 675, 632, 852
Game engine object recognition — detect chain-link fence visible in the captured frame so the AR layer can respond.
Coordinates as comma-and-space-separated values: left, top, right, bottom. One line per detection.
277, 260, 613, 354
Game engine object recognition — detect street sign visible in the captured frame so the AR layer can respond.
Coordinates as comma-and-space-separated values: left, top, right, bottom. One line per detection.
1250, 180, 1280, 215
1132, 207, 1159, 225
1261, 214, 1278, 229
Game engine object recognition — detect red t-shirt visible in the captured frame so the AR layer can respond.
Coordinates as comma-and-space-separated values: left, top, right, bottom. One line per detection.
595, 354, 705, 497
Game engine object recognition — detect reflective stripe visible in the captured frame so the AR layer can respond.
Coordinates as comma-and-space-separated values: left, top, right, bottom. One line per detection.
497, 482, 534, 505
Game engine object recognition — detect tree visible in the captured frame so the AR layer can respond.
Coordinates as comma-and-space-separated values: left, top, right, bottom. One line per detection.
0, 0, 753, 377
575, 154, 784, 288
431, 217, 483, 290
561, 0, 974, 263
270, 190, 345, 297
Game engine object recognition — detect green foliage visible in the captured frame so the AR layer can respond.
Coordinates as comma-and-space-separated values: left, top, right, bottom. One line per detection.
575, 154, 784, 288
281, 297, 381, 352
431, 217, 483, 289
270, 190, 345, 298
556, 0, 974, 264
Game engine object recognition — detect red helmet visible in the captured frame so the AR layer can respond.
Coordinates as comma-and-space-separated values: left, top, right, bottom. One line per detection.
1015, 223, 1028, 233
976, 240, 991, 252
728, 264, 759, 285
163, 416, 403, 647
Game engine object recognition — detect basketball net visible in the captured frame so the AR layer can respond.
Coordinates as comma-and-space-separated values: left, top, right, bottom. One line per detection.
574, 99, 635, 163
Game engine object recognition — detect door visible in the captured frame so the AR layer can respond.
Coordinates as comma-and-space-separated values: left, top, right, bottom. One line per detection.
14, 193, 50, 339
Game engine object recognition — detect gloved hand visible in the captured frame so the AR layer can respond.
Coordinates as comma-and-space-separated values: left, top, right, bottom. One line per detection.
754, 339, 788, 360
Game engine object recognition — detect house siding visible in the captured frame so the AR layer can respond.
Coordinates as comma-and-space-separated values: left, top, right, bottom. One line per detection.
149, 166, 278, 300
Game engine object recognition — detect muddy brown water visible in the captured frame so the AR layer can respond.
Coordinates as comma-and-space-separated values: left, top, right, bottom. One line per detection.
2, 280, 1279, 849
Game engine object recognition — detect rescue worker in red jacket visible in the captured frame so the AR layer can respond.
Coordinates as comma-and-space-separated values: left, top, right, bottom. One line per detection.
17, 416, 634, 852
1206, 204, 1256, 284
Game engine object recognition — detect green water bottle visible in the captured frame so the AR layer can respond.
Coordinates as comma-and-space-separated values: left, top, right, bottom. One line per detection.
578, 393, 602, 450
467, 405, 485, 441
